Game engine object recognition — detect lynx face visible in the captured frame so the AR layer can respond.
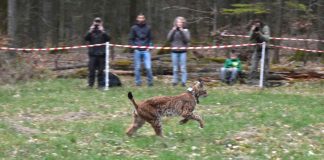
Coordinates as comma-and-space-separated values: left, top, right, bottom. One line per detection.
192, 81, 208, 98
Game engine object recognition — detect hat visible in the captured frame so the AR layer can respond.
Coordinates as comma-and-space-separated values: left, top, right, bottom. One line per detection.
94, 17, 102, 22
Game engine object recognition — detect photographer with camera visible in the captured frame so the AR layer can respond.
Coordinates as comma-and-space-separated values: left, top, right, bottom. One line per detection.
129, 14, 153, 87
167, 17, 190, 87
248, 19, 270, 85
85, 17, 110, 89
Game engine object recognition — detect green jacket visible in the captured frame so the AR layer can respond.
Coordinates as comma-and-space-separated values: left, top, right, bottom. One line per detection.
224, 58, 242, 71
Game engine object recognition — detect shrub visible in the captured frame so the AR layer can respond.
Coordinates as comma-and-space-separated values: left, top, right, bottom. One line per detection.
0, 53, 52, 85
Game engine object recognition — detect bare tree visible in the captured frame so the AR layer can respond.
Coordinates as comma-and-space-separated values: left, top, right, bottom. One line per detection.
317, 0, 324, 52
42, 0, 56, 46
129, 0, 137, 26
58, 0, 65, 43
7, 0, 17, 49
29, 0, 42, 47
272, 0, 283, 64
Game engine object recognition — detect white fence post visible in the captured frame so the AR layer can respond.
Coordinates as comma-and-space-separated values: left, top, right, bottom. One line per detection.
259, 42, 266, 88
105, 42, 110, 91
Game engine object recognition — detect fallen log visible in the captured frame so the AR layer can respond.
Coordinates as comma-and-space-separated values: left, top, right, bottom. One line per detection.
270, 71, 324, 80
52, 64, 87, 71
110, 70, 134, 75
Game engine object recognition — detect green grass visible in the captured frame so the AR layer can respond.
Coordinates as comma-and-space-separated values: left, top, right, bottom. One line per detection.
0, 77, 323, 159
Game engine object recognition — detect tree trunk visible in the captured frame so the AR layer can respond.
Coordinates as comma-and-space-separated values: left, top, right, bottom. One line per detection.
58, 0, 65, 43
317, 0, 324, 55
8, 0, 17, 49
272, 0, 283, 64
129, 0, 137, 26
42, 0, 55, 46
52, 1, 60, 46
212, 1, 218, 34
212, 1, 218, 56
0, 1, 7, 34
29, 0, 42, 47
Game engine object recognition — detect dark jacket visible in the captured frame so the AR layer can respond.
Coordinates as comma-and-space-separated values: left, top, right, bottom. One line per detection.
167, 28, 190, 53
128, 23, 152, 51
85, 29, 110, 56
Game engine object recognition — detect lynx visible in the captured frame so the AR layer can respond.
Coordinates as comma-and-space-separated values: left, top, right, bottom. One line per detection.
126, 80, 207, 137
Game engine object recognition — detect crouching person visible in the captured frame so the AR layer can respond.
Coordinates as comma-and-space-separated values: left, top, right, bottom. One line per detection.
220, 51, 242, 85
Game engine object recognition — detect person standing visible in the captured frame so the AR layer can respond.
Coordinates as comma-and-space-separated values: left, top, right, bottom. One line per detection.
85, 17, 110, 89
248, 19, 270, 85
167, 17, 190, 87
129, 14, 153, 87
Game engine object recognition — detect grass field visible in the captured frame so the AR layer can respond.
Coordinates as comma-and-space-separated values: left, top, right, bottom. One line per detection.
0, 77, 323, 160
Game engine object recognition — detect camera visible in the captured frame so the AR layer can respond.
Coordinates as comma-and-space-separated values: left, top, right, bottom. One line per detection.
94, 24, 99, 30
253, 27, 260, 32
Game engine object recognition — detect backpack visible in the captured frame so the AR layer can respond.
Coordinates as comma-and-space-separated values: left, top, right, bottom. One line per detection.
108, 72, 122, 87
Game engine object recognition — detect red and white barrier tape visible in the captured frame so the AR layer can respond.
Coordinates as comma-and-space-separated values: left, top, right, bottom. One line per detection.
0, 43, 257, 52
113, 43, 258, 50
221, 34, 250, 39
222, 34, 324, 43
2, 42, 324, 53
269, 45, 324, 53
0, 43, 106, 52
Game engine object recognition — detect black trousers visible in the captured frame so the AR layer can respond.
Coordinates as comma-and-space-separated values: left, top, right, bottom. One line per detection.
249, 47, 269, 81
88, 55, 105, 87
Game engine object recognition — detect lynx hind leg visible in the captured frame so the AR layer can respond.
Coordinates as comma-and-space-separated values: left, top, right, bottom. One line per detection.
149, 119, 163, 137
126, 112, 146, 136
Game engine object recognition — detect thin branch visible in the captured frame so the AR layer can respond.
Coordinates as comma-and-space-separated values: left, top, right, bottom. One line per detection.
186, 17, 214, 24
163, 6, 211, 14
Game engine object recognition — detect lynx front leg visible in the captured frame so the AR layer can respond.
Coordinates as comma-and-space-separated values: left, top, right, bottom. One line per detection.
182, 113, 204, 128
126, 113, 146, 136
179, 118, 189, 125
192, 114, 204, 128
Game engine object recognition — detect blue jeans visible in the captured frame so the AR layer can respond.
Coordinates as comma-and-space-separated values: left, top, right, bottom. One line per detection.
134, 50, 153, 85
171, 52, 187, 84
220, 67, 239, 83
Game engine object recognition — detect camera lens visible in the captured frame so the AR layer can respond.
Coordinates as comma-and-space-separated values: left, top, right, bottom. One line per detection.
254, 27, 259, 32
